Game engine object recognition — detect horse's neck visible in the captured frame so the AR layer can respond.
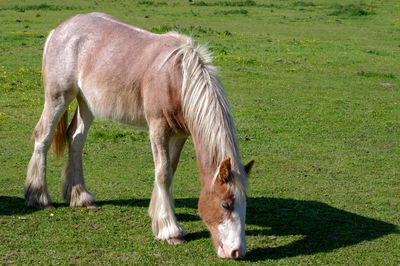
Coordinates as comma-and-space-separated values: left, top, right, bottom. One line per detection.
193, 134, 218, 189
192, 131, 239, 190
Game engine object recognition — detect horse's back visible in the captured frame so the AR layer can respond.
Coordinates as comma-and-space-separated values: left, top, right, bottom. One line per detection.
43, 13, 183, 126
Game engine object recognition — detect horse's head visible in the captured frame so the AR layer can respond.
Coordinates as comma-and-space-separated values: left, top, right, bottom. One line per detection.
198, 157, 254, 260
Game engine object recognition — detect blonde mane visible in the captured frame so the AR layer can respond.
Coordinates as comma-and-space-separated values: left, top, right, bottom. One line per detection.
165, 32, 247, 196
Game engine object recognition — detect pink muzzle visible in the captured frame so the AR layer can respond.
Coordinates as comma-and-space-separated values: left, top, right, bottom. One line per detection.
217, 244, 245, 260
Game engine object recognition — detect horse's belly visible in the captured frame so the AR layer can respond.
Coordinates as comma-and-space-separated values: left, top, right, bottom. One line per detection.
80, 83, 147, 127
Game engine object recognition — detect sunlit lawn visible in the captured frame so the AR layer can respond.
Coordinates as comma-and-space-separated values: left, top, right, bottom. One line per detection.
1, 0, 400, 264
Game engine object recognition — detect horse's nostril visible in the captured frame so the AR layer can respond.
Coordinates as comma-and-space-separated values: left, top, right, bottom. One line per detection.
231, 249, 240, 260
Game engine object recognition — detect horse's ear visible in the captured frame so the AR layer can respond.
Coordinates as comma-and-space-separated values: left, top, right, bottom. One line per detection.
244, 160, 254, 175
217, 157, 232, 184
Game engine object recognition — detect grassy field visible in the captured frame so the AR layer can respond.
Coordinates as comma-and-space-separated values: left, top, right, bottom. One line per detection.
1, 0, 400, 264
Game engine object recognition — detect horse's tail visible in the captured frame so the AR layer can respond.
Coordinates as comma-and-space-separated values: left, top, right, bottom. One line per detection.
50, 110, 68, 159
29, 109, 68, 160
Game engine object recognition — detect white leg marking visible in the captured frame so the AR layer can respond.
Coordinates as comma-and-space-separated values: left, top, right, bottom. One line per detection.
148, 126, 186, 240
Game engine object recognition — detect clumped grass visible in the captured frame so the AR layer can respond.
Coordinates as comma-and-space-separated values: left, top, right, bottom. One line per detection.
137, 1, 168, 7
357, 71, 396, 79
191, 0, 257, 7
92, 129, 148, 142
212, 9, 249, 15
329, 3, 375, 16
293, 1, 316, 7
148, 24, 230, 36
189, 1, 208, 6
0, 3, 79, 12
218, 0, 256, 7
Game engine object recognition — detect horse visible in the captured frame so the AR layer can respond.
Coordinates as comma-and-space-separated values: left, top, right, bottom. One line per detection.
24, 12, 254, 260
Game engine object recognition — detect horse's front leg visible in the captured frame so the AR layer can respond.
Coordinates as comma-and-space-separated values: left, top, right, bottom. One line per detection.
148, 119, 187, 244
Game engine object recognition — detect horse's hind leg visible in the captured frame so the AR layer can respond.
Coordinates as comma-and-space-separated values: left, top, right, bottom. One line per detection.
62, 94, 95, 207
25, 92, 74, 208
148, 119, 187, 244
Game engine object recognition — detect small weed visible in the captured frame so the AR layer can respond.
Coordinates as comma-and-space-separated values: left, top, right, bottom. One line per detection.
210, 46, 231, 55
148, 25, 172, 34
213, 48, 260, 66
223, 30, 232, 36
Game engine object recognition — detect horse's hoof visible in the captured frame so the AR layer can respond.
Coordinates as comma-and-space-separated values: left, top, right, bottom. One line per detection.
86, 203, 97, 209
25, 201, 53, 209
166, 236, 186, 245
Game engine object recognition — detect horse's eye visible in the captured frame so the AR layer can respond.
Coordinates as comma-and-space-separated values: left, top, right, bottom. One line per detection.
221, 201, 231, 210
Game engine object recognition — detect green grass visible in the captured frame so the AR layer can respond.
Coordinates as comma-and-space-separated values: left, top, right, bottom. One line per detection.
1, 0, 400, 264
0, 3, 80, 12
190, 0, 257, 7
212, 9, 249, 16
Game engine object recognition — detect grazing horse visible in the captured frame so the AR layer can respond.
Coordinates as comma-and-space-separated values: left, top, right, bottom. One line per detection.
25, 13, 254, 259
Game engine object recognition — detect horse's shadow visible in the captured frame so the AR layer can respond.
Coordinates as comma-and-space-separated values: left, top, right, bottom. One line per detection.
244, 197, 398, 261
92, 196, 400, 261
1, 195, 397, 261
